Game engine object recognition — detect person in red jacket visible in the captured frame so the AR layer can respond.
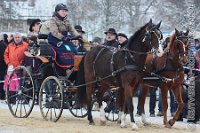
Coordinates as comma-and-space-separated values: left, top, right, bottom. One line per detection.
4, 32, 29, 69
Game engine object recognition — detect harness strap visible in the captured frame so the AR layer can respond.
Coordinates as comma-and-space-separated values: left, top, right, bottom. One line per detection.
110, 49, 119, 85
112, 65, 143, 76
93, 48, 106, 77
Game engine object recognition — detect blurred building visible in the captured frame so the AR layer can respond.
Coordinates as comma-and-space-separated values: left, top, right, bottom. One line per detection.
0, 0, 66, 33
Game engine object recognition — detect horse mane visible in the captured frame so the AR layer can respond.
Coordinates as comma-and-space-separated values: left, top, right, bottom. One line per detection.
126, 22, 149, 48
167, 33, 176, 50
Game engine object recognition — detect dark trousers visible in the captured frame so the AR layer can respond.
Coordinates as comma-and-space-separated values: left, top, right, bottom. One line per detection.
0, 72, 6, 100
149, 87, 157, 114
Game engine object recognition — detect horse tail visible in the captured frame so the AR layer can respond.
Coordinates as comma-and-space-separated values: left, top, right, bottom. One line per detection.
77, 56, 87, 105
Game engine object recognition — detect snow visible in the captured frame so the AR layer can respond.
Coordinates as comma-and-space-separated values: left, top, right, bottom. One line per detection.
0, 97, 199, 131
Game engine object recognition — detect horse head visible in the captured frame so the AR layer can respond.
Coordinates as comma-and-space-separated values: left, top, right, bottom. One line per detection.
175, 28, 189, 50
168, 28, 189, 65
127, 19, 162, 54
142, 19, 163, 52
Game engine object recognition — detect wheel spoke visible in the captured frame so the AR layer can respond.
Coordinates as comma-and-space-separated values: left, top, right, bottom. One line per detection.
22, 93, 33, 100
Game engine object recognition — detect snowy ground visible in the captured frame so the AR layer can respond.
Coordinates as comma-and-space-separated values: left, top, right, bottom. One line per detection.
0, 97, 199, 133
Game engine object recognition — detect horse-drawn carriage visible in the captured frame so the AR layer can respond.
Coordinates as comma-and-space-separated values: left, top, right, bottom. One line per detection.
5, 19, 197, 130
4, 34, 119, 122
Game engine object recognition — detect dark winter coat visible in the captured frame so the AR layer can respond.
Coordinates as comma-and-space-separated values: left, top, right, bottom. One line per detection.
119, 39, 128, 48
0, 40, 7, 73
103, 40, 119, 48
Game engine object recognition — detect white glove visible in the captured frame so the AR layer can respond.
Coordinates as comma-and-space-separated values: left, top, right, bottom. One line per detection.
7, 65, 14, 75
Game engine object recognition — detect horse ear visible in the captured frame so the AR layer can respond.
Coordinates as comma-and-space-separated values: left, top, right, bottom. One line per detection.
148, 19, 153, 26
154, 20, 162, 29
175, 28, 179, 35
185, 28, 189, 36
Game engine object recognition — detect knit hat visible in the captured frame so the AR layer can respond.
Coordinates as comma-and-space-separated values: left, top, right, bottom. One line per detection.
91, 37, 102, 43
117, 33, 128, 39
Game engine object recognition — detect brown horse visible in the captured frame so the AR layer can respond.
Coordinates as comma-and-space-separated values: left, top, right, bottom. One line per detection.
140, 28, 189, 127
77, 19, 162, 130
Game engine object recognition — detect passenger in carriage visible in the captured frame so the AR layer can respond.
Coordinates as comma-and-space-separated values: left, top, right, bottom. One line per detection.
117, 33, 128, 48
71, 37, 87, 54
103, 28, 119, 48
74, 25, 91, 51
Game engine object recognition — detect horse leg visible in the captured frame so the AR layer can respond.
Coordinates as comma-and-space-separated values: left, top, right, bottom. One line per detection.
128, 97, 139, 130
140, 85, 151, 125
98, 86, 108, 126
86, 84, 95, 125
168, 86, 184, 127
160, 87, 169, 126
120, 99, 127, 128
120, 89, 128, 128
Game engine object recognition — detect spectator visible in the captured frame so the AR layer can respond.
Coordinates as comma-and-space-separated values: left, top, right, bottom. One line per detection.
4, 32, 29, 68
162, 36, 170, 49
7, 34, 14, 44
195, 39, 200, 50
195, 49, 200, 69
103, 28, 119, 47
149, 87, 157, 117
157, 89, 177, 117
2, 34, 8, 45
117, 33, 128, 48
90, 37, 102, 47
0, 34, 8, 100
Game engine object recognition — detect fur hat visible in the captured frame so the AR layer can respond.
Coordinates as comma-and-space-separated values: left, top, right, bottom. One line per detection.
75, 25, 85, 33
29, 19, 41, 32
104, 28, 117, 35
117, 33, 128, 39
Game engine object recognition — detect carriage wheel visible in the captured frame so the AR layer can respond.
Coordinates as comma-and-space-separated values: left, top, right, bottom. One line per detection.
105, 111, 119, 121
6, 66, 35, 118
39, 76, 64, 122
105, 102, 119, 121
67, 91, 88, 118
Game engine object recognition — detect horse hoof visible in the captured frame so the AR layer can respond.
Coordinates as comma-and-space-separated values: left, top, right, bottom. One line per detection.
143, 122, 151, 126
168, 119, 174, 126
89, 122, 95, 125
120, 123, 127, 128
117, 120, 121, 124
165, 123, 172, 128
131, 123, 139, 131
100, 120, 106, 126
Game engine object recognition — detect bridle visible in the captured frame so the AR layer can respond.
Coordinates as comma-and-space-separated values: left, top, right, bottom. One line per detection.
176, 35, 188, 57
142, 27, 163, 51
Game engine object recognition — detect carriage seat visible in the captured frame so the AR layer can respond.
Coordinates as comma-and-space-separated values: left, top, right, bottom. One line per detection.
38, 34, 48, 39
39, 42, 54, 58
